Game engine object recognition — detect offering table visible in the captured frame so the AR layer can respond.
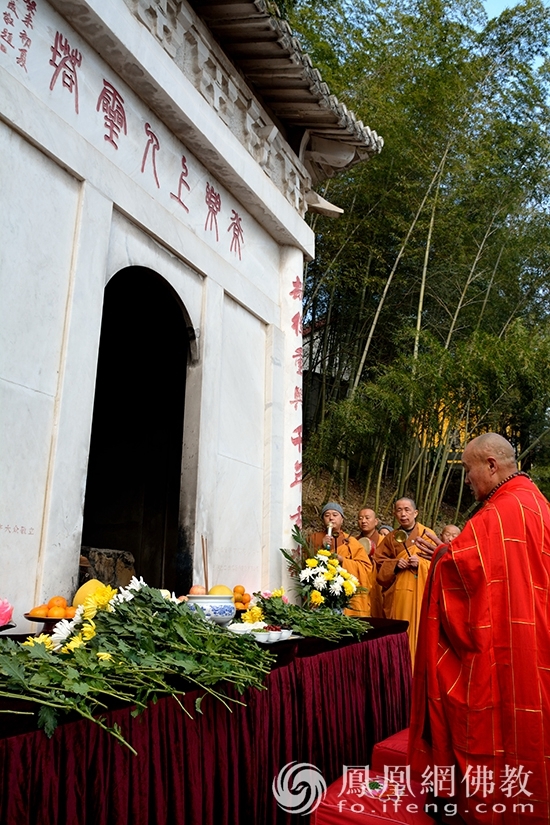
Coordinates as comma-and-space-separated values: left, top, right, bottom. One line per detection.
0, 619, 411, 825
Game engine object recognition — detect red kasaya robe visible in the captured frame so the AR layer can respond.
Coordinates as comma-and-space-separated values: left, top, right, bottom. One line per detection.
408, 475, 550, 824
309, 531, 372, 617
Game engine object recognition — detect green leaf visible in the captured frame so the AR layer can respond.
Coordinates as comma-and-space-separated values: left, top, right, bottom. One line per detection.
0, 657, 26, 684
38, 705, 59, 737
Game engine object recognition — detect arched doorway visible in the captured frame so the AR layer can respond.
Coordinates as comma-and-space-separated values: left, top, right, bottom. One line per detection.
82, 266, 191, 593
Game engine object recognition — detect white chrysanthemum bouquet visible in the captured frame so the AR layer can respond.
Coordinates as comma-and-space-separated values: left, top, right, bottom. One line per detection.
298, 549, 360, 611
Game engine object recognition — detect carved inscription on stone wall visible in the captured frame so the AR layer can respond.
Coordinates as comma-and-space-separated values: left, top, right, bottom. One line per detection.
123, 0, 309, 215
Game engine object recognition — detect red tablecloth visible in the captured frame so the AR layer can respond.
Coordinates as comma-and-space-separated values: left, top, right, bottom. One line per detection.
0, 623, 411, 825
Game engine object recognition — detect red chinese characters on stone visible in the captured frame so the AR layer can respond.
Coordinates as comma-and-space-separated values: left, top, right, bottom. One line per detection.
7, 1, 18, 17
170, 155, 190, 212
291, 312, 303, 337
3, 11, 14, 25
289, 386, 302, 410
289, 276, 303, 301
204, 182, 221, 241
22, 0, 35, 29
290, 505, 303, 529
96, 80, 127, 149
0, 27, 14, 48
290, 460, 302, 489
141, 122, 160, 188
49, 32, 82, 114
228, 210, 244, 260
291, 424, 303, 453
292, 347, 303, 376
0, 524, 33, 535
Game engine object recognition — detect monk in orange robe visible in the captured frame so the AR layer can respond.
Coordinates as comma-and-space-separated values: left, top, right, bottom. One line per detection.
410, 433, 550, 824
357, 507, 384, 617
374, 497, 434, 665
310, 502, 373, 616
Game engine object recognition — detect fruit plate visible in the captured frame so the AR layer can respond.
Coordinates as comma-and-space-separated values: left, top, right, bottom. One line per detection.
24, 614, 64, 633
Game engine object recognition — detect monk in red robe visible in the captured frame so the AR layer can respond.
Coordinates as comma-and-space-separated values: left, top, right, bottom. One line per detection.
410, 433, 550, 824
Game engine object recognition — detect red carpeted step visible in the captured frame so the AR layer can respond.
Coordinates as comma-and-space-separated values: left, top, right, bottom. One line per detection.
371, 728, 426, 783
312, 771, 435, 824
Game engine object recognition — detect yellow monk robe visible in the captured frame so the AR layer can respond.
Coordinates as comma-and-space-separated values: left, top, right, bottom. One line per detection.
310, 531, 372, 617
374, 521, 430, 665
358, 535, 384, 618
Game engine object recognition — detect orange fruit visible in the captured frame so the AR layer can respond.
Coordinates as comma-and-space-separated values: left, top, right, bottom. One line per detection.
48, 596, 67, 609
64, 606, 77, 619
29, 605, 49, 618
47, 606, 66, 618
233, 585, 245, 595
234, 601, 246, 610
242, 593, 251, 604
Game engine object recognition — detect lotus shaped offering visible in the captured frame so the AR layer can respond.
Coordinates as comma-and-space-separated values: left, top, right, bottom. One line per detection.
0, 599, 14, 627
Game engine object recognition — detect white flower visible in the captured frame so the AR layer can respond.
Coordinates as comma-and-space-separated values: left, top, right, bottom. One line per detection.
110, 589, 135, 606
312, 574, 327, 591
127, 576, 147, 592
50, 618, 76, 650
329, 580, 344, 596
299, 567, 315, 582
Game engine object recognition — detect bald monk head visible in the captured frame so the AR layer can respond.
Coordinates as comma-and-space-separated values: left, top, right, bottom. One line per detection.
440, 524, 461, 543
357, 508, 379, 538
461, 433, 518, 501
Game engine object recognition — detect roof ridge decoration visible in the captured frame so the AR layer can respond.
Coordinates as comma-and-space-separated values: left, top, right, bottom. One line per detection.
189, 0, 383, 199
255, 0, 383, 155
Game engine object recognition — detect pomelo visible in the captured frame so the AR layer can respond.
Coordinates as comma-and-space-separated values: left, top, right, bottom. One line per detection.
208, 584, 233, 596
72, 578, 103, 607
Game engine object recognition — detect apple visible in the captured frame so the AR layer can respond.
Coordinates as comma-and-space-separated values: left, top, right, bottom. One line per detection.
189, 584, 207, 595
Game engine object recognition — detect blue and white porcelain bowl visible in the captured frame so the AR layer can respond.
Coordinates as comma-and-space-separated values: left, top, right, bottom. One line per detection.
186, 595, 236, 625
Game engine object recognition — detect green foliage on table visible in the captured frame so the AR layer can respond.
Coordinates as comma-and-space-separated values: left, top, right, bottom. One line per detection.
254, 591, 371, 642
0, 584, 274, 752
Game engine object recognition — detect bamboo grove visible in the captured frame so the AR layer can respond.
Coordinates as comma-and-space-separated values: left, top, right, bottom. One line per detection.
281, 0, 550, 520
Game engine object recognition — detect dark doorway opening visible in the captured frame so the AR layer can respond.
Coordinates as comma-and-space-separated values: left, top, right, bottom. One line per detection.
82, 266, 191, 593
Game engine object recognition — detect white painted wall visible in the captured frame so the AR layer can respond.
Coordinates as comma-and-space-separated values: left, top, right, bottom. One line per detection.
0, 0, 308, 631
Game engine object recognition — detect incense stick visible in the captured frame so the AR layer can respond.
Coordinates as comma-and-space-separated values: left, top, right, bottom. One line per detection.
201, 535, 209, 592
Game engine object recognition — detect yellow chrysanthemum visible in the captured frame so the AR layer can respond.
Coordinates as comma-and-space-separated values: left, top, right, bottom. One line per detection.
324, 571, 335, 581
310, 590, 325, 606
22, 633, 54, 650
97, 651, 113, 661
328, 558, 339, 567
343, 580, 355, 596
62, 633, 84, 653
242, 605, 264, 623
306, 558, 319, 568
317, 549, 331, 557
340, 569, 351, 580
81, 620, 96, 642
82, 597, 98, 621
90, 584, 118, 610
271, 587, 285, 598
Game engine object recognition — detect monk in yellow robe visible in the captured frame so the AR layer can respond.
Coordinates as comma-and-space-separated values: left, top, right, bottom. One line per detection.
310, 502, 373, 617
374, 497, 434, 665
356, 507, 384, 617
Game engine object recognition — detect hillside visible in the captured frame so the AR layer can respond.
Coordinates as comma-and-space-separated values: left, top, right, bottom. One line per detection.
302, 470, 461, 537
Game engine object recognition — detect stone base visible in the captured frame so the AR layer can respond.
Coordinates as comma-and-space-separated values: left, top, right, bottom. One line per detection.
80, 547, 136, 589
